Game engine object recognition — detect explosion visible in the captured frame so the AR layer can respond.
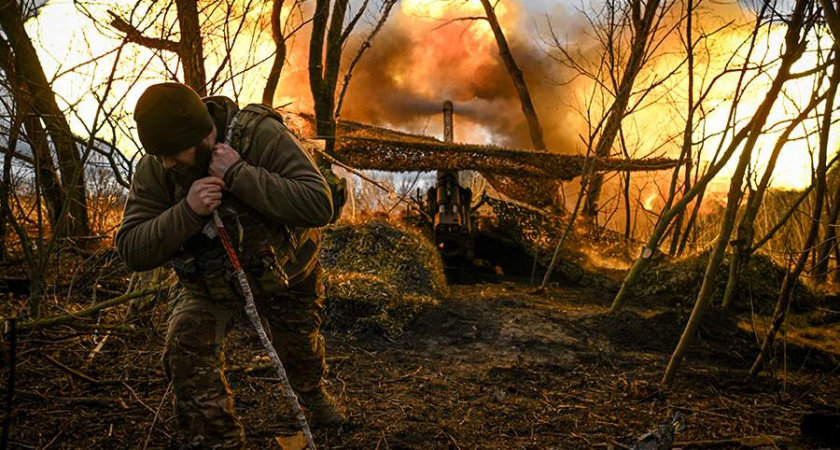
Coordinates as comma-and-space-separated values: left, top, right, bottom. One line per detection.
25, 0, 835, 196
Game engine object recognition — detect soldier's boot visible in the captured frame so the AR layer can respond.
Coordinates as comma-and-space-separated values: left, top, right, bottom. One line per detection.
299, 386, 346, 427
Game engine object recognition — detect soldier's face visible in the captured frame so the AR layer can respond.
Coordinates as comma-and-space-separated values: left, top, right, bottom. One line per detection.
156, 126, 217, 172
156, 148, 194, 171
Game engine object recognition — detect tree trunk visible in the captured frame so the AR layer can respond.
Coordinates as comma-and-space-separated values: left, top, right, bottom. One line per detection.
308, 0, 333, 161
262, 0, 287, 106
623, 172, 632, 240
669, 0, 695, 256
583, 0, 663, 218
0, 128, 11, 261
26, 270, 45, 318
479, 0, 545, 150
175, 0, 207, 95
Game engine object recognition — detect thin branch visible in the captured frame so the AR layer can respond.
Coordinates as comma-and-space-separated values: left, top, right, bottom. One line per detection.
107, 10, 180, 53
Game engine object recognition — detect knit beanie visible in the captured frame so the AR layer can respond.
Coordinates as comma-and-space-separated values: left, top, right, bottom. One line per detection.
134, 83, 213, 156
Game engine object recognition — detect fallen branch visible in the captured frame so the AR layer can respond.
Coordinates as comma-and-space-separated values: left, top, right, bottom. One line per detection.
56, 322, 136, 334
18, 285, 164, 331
40, 354, 126, 386
41, 354, 102, 385
227, 362, 274, 373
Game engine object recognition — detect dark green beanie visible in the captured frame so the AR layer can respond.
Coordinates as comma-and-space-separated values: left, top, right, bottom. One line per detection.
134, 83, 214, 156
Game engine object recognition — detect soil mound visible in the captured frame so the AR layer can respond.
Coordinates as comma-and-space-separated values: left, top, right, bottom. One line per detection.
636, 251, 818, 313
320, 220, 447, 336
591, 309, 745, 357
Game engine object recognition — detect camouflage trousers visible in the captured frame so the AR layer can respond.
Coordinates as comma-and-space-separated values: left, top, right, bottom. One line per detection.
162, 265, 327, 450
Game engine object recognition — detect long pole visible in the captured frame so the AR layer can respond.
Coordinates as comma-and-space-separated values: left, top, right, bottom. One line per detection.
211, 211, 316, 450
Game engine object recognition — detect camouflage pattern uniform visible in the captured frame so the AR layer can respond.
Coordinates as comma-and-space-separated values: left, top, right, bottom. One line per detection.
163, 264, 326, 449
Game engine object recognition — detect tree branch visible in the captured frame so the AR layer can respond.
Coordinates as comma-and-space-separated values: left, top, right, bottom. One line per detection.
107, 11, 180, 53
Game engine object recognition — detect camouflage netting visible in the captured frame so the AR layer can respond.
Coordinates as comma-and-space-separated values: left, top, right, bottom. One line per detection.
481, 196, 626, 285
635, 250, 819, 312
482, 174, 561, 208
333, 137, 680, 181
485, 195, 564, 246
283, 112, 681, 208
320, 220, 447, 337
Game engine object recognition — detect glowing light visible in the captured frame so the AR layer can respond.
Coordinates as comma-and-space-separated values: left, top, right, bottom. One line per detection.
699, 25, 836, 190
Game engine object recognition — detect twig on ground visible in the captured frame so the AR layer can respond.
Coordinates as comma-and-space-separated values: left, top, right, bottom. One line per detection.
38, 431, 61, 450
142, 381, 172, 450
41, 354, 102, 385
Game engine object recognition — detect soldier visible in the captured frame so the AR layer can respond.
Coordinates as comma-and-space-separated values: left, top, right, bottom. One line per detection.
116, 82, 345, 449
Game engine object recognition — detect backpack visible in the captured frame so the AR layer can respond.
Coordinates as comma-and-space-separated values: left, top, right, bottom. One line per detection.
225, 103, 347, 224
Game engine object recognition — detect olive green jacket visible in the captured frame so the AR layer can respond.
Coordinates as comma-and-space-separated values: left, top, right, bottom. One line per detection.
116, 108, 333, 283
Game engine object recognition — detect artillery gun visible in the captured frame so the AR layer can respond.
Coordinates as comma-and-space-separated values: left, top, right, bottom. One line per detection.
284, 103, 682, 276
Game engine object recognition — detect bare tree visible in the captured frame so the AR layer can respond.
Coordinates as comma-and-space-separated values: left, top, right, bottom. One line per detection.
662, 0, 819, 384
0, 0, 91, 238
610, 0, 814, 313
722, 69, 834, 309
746, 0, 840, 378
0, 0, 132, 315
568, 0, 675, 219
0, 39, 65, 231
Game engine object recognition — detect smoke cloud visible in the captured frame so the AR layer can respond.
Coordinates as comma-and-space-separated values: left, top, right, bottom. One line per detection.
275, 0, 582, 152
340, 0, 578, 151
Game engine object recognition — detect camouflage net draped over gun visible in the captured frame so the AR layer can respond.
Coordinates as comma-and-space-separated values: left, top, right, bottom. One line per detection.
285, 113, 682, 208
484, 195, 565, 254
482, 175, 561, 208
483, 196, 627, 284
334, 137, 680, 180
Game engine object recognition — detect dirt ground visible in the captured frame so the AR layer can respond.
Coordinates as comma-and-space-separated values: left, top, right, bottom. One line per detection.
4, 280, 840, 450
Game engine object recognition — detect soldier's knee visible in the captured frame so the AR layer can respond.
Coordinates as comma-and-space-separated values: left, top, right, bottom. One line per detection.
163, 311, 222, 381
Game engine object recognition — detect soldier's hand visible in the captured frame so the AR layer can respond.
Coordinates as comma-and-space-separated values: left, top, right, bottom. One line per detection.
186, 177, 225, 216
209, 143, 241, 179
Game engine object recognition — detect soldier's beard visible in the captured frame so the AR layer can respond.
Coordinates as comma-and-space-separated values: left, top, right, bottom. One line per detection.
171, 140, 214, 188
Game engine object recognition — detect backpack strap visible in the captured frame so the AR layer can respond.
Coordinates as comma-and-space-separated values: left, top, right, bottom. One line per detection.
228, 104, 287, 158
